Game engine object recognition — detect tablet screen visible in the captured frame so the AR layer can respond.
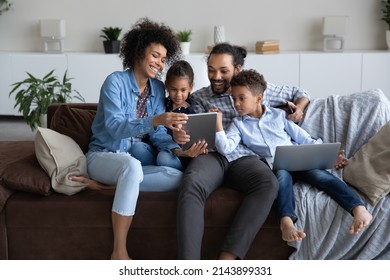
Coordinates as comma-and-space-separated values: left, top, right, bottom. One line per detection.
182, 112, 217, 150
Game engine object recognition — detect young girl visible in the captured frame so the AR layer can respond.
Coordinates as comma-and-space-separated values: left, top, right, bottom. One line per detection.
158, 60, 207, 170
129, 58, 207, 171
165, 60, 195, 115
213, 69, 372, 243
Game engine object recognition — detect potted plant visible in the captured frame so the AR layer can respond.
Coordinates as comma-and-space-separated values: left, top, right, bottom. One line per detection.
176, 29, 192, 55
381, 0, 390, 49
100, 26, 122, 54
9, 69, 85, 130
0, 0, 12, 15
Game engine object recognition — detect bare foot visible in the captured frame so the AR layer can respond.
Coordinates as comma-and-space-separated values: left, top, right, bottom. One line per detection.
219, 251, 237, 260
280, 216, 306, 242
349, 206, 372, 234
335, 149, 348, 170
69, 175, 116, 191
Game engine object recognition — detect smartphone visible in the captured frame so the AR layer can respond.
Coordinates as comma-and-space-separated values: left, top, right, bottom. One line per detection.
276, 103, 295, 114
286, 103, 294, 114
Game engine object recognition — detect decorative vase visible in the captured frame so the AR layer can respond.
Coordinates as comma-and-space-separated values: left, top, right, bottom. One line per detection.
39, 114, 47, 128
103, 40, 120, 54
386, 30, 390, 50
180, 42, 191, 55
214, 25, 225, 45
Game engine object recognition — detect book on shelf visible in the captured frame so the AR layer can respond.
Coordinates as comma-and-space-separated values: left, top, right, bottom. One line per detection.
257, 45, 280, 51
256, 49, 280, 54
256, 40, 280, 47
255, 40, 280, 54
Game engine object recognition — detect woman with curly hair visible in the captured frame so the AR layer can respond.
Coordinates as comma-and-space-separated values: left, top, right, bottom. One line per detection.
82, 17, 201, 260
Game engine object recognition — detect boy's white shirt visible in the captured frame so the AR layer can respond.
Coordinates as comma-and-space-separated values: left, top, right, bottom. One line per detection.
215, 105, 322, 169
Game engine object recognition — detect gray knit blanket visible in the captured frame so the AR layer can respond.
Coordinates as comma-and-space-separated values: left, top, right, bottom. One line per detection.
288, 88, 390, 260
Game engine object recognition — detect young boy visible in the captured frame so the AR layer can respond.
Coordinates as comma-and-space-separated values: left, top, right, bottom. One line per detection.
213, 69, 372, 242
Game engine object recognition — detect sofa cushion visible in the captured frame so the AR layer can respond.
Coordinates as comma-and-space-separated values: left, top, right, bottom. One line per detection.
343, 121, 390, 205
49, 105, 96, 154
1, 154, 52, 196
34, 127, 88, 196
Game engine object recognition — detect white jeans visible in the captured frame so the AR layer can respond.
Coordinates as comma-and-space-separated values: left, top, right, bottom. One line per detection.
86, 151, 183, 216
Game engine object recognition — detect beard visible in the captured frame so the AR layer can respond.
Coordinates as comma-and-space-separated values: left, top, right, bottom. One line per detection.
210, 79, 231, 94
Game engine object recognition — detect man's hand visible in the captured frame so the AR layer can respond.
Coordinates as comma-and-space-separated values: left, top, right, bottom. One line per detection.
286, 97, 309, 123
286, 101, 305, 123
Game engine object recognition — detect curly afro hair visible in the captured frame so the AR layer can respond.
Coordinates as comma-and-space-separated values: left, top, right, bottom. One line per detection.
120, 17, 180, 70
230, 69, 267, 95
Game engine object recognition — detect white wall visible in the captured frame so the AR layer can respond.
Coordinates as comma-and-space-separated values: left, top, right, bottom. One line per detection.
0, 0, 388, 53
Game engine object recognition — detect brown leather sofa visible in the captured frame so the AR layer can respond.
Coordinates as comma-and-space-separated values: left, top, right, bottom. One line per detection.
0, 103, 293, 260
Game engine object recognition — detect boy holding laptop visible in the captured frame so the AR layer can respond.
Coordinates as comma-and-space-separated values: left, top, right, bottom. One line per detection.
213, 69, 372, 242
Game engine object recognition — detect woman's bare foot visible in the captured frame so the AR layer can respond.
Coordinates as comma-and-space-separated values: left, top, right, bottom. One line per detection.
69, 175, 116, 191
280, 216, 306, 242
349, 206, 372, 234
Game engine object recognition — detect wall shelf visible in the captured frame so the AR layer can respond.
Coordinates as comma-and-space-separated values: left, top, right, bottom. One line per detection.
1, 51, 389, 115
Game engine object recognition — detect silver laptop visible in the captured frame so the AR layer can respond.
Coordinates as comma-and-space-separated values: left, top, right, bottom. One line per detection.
273, 142, 341, 171
182, 112, 217, 150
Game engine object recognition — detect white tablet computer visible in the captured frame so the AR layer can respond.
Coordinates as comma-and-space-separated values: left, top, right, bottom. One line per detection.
273, 142, 341, 171
182, 112, 217, 150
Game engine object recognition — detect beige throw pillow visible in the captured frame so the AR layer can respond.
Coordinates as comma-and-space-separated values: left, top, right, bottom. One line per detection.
343, 121, 390, 205
35, 127, 88, 195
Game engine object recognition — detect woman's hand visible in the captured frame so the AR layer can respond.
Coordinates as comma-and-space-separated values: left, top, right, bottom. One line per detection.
153, 112, 188, 131
334, 149, 348, 170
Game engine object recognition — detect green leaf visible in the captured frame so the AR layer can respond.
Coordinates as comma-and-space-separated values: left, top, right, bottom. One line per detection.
176, 29, 192, 42
8, 69, 85, 131
100, 26, 122, 41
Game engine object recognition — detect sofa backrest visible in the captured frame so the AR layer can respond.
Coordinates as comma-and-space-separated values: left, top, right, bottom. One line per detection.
47, 103, 98, 128
48, 103, 98, 154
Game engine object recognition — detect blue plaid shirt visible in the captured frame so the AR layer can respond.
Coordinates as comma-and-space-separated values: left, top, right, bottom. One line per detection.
191, 84, 310, 162
263, 82, 310, 107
